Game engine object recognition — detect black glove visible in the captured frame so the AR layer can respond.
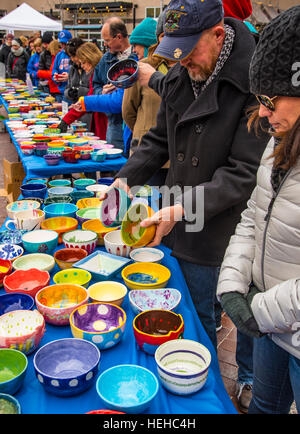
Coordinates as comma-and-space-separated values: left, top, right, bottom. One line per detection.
221, 290, 263, 339
68, 87, 79, 101
58, 120, 68, 133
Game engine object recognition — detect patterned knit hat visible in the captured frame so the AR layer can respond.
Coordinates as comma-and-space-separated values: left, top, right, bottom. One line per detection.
250, 5, 300, 97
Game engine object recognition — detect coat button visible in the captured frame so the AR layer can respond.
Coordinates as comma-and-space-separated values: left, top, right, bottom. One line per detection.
192, 156, 199, 167
177, 152, 185, 162
195, 124, 204, 134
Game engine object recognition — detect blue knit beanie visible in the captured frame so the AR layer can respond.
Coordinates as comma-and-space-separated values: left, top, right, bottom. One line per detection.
130, 17, 157, 56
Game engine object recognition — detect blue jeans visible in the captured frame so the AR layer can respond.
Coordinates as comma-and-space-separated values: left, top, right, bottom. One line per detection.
178, 260, 220, 350
106, 121, 124, 150
248, 335, 300, 414
236, 330, 253, 385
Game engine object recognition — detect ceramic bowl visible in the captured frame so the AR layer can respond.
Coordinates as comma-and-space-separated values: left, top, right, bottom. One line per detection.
98, 177, 114, 187
107, 58, 139, 89
91, 150, 107, 162
96, 364, 158, 414
82, 219, 119, 246
129, 247, 164, 264
0, 259, 12, 286
88, 281, 127, 306
154, 339, 211, 395
0, 349, 28, 394
0, 292, 34, 316
33, 338, 100, 397
121, 262, 171, 290
100, 187, 131, 228
62, 229, 98, 254
76, 197, 103, 210
43, 203, 78, 219
70, 190, 94, 203
121, 203, 156, 248
0, 393, 21, 414
22, 229, 58, 254
5, 208, 45, 232
6, 200, 40, 219
35, 284, 89, 325
76, 207, 102, 226
53, 248, 87, 270
27, 178, 48, 185
86, 184, 109, 197
53, 269, 92, 288
104, 230, 134, 258
13, 254, 55, 273
0, 230, 27, 246
44, 154, 60, 166
73, 178, 96, 190
129, 288, 182, 315
73, 250, 131, 282
48, 186, 74, 198
41, 217, 78, 243
0, 244, 23, 262
104, 149, 123, 159
20, 145, 35, 156
20, 183, 47, 200
3, 268, 50, 298
69, 302, 126, 350
133, 309, 184, 355
0, 309, 45, 354
62, 149, 81, 163
48, 179, 71, 188
43, 196, 73, 206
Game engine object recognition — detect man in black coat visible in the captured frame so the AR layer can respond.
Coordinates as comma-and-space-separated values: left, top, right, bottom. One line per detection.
0, 33, 13, 77
38, 32, 53, 93
110, 0, 269, 349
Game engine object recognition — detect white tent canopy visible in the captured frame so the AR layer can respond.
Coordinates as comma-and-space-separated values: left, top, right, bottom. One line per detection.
0, 3, 62, 32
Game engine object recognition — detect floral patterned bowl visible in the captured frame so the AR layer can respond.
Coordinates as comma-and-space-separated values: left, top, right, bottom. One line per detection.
0, 244, 23, 262
128, 288, 182, 315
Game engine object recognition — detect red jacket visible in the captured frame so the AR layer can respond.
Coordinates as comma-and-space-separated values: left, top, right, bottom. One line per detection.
37, 55, 60, 94
62, 72, 107, 140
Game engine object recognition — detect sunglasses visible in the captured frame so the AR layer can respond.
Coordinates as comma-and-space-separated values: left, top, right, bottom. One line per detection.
256, 94, 278, 111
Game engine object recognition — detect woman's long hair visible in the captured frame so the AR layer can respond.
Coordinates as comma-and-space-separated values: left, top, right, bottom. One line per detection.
247, 106, 300, 170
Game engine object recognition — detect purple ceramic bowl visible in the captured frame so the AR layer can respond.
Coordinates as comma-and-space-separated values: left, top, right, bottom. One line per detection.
44, 154, 60, 166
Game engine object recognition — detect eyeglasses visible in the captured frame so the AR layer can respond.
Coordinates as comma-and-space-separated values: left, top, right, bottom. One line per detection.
256, 94, 278, 111
103, 35, 117, 45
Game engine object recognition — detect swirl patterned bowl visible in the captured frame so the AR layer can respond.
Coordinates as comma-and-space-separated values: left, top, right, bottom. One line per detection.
0, 293, 34, 316
35, 284, 89, 326
69, 302, 126, 350
129, 288, 182, 315
33, 338, 100, 397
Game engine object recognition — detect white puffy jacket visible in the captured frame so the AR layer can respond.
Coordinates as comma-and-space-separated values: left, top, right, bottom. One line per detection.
217, 137, 300, 359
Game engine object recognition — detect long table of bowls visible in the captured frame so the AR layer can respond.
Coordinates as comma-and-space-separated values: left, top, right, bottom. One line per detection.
0, 80, 127, 181
0, 197, 236, 414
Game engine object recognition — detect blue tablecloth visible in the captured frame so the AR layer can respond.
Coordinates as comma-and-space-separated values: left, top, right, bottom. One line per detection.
0, 241, 237, 415
3, 120, 127, 180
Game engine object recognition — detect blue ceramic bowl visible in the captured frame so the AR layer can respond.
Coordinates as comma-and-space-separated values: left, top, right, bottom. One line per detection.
0, 349, 28, 395
107, 59, 139, 89
96, 365, 159, 414
70, 190, 94, 203
0, 230, 27, 246
48, 179, 71, 188
33, 338, 101, 397
0, 243, 24, 261
27, 178, 48, 185
74, 178, 97, 190
0, 293, 34, 316
48, 186, 74, 198
128, 288, 182, 315
91, 151, 106, 162
43, 203, 78, 219
0, 393, 21, 414
100, 187, 131, 228
21, 229, 58, 254
98, 178, 114, 186
20, 183, 47, 200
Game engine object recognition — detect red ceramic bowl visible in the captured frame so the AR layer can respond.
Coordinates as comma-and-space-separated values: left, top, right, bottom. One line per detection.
3, 268, 50, 298
62, 150, 81, 164
0, 259, 12, 286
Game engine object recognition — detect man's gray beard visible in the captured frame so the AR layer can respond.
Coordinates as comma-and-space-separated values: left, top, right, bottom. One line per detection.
187, 68, 211, 82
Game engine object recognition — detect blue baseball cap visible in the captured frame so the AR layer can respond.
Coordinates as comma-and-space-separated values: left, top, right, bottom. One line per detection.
58, 30, 72, 43
154, 0, 224, 61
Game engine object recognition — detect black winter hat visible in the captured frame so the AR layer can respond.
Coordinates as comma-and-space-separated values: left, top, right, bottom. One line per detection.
250, 5, 300, 98
41, 31, 53, 44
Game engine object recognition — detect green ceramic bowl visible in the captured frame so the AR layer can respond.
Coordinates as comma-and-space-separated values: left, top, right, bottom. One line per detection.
53, 269, 92, 288
0, 349, 28, 395
74, 178, 97, 190
43, 195, 73, 206
48, 179, 72, 188
13, 253, 55, 273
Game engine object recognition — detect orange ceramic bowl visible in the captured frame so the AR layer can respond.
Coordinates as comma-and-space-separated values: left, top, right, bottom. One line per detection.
82, 219, 119, 246
41, 217, 78, 243
76, 198, 103, 210
121, 203, 156, 248
54, 248, 88, 270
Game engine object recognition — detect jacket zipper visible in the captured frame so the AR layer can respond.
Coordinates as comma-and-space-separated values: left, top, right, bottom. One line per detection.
261, 169, 291, 290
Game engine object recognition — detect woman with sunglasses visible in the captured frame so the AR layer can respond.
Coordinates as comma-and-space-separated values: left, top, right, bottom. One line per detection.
217, 6, 300, 414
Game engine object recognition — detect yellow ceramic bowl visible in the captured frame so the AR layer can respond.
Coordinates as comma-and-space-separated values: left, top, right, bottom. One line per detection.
53, 268, 92, 288
88, 281, 128, 306
41, 217, 78, 243
76, 198, 103, 210
121, 262, 171, 290
82, 219, 119, 246
121, 203, 156, 248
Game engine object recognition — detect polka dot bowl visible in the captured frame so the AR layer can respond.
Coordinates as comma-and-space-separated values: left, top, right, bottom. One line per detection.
69, 302, 126, 350
33, 338, 100, 397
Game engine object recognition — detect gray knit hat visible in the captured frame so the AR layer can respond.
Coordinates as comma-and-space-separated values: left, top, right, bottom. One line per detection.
250, 5, 300, 97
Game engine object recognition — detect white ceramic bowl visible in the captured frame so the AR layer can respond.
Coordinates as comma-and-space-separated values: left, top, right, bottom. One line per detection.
104, 230, 134, 258
62, 229, 98, 255
86, 184, 109, 196
129, 288, 181, 315
154, 339, 211, 395
129, 248, 164, 264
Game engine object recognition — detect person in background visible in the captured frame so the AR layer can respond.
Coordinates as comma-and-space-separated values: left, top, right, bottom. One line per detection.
217, 6, 300, 414
38, 31, 54, 93
223, 0, 258, 38
19, 36, 28, 53
26, 37, 35, 56
58, 42, 107, 140
0, 33, 14, 77
27, 38, 43, 87
7, 38, 29, 82
37, 40, 61, 100
92, 17, 136, 150
52, 30, 72, 102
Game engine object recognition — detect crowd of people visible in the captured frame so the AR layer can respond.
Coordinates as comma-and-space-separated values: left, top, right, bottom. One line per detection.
0, 0, 300, 415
